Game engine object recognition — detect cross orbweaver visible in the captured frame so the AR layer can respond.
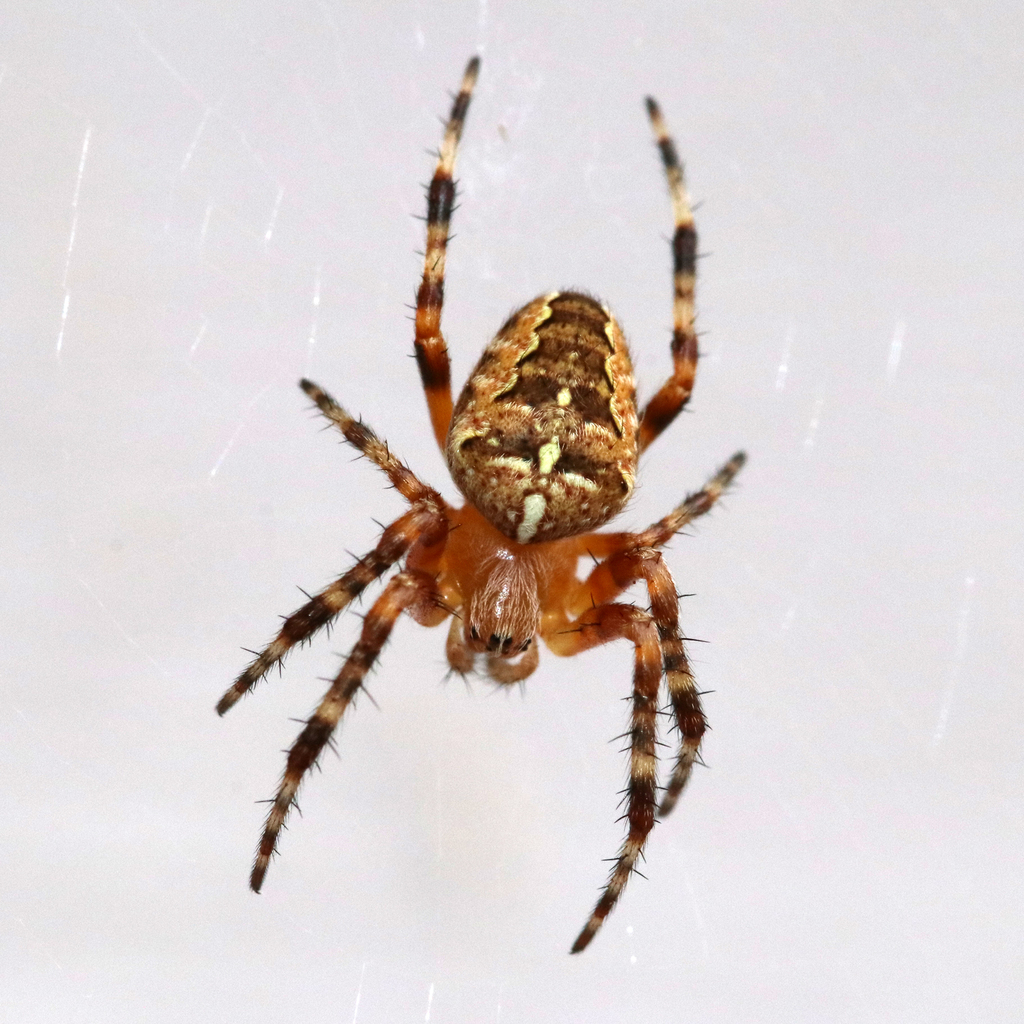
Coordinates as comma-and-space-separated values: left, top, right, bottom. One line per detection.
217, 57, 745, 954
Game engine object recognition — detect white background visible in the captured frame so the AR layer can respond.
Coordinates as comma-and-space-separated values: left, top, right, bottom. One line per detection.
3, 2, 1022, 1021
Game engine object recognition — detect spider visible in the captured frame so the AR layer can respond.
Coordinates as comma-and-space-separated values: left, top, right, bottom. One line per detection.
217, 56, 745, 954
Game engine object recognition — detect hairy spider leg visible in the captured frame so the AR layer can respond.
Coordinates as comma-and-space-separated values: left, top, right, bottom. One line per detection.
250, 569, 448, 892
415, 56, 480, 450
634, 450, 747, 549
545, 603, 664, 954
638, 97, 700, 453
215, 382, 449, 715
300, 379, 440, 504
585, 547, 703, 825
526, 451, 745, 948
217, 506, 442, 715
565, 450, 747, 609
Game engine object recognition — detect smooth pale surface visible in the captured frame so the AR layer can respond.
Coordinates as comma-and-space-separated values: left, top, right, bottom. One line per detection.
3, 2, 1022, 1021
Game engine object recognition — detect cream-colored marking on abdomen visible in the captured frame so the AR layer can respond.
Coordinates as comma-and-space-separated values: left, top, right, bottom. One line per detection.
561, 471, 598, 491
556, 387, 571, 406
604, 354, 625, 434
537, 437, 561, 475
487, 455, 534, 473
517, 493, 547, 543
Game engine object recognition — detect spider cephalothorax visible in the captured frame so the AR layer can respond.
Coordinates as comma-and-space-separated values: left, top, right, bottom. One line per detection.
217, 57, 745, 954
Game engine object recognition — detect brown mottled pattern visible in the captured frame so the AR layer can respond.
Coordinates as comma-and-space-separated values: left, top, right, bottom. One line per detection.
447, 291, 639, 543
499, 293, 621, 433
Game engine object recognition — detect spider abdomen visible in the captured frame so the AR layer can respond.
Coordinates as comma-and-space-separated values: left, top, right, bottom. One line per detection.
447, 291, 638, 543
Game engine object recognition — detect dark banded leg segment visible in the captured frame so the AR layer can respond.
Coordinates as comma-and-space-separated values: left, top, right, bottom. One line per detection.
216, 503, 448, 715
250, 569, 444, 892
545, 603, 663, 954
595, 548, 706, 821
415, 57, 480, 450
638, 97, 699, 454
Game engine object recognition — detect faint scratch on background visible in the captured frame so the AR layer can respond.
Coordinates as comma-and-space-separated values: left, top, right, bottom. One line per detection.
350, 961, 367, 1024
306, 265, 323, 371
180, 98, 223, 174
13, 917, 64, 973
886, 320, 905, 381
114, 3, 277, 185
74, 567, 172, 680
682, 866, 711, 959
803, 397, 824, 449
625, 923, 637, 965
200, 202, 214, 245
742, 560, 912, 729
112, 2, 204, 104
424, 982, 435, 1022
189, 318, 208, 359
495, 983, 504, 1023
932, 575, 975, 745
56, 125, 91, 357
264, 186, 285, 243
775, 324, 794, 390
209, 382, 274, 479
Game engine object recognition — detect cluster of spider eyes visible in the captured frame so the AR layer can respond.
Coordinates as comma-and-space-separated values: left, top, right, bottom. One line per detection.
468, 625, 532, 655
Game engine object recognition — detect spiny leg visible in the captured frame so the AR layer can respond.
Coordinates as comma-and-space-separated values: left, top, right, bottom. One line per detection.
564, 450, 746, 621
587, 547, 706, 820
217, 503, 447, 715
445, 615, 475, 676
638, 97, 699, 454
300, 379, 444, 505
414, 56, 480, 450
545, 604, 663, 954
635, 450, 746, 549
251, 569, 444, 891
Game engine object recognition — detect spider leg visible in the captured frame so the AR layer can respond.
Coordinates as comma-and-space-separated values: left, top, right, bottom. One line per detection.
415, 56, 480, 451
545, 602, 663, 954
638, 97, 699, 454
564, 451, 746, 619
300, 379, 445, 505
217, 503, 447, 715
445, 614, 475, 676
634, 449, 746, 549
591, 548, 706, 824
250, 569, 444, 892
